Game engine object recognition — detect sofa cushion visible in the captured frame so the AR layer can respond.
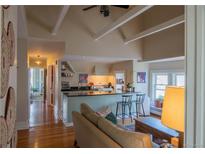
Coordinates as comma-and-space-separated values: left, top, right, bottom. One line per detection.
98, 117, 152, 148
81, 103, 95, 115
80, 103, 100, 126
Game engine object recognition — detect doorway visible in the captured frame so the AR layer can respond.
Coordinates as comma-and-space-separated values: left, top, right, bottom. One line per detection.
30, 68, 45, 104
115, 72, 125, 92
29, 68, 48, 126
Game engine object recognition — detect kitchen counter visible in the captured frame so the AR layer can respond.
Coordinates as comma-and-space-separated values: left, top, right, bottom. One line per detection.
62, 91, 142, 97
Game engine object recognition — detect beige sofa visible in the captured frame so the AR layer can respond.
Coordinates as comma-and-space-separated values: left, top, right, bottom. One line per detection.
72, 103, 152, 148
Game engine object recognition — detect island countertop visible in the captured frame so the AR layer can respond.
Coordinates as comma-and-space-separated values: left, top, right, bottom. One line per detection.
62, 91, 143, 97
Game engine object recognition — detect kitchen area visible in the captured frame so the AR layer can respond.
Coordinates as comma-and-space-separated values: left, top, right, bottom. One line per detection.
58, 60, 150, 125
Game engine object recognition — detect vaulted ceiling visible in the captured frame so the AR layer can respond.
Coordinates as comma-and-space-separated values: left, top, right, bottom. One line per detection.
23, 5, 184, 63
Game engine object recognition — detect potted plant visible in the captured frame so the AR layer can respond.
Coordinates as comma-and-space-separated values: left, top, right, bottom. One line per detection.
155, 96, 164, 108
126, 82, 133, 92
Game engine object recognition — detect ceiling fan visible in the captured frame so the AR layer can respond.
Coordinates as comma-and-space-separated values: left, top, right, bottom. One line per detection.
82, 5, 129, 17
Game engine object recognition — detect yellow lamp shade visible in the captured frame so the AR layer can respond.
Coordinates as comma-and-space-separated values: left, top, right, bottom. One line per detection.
161, 86, 185, 132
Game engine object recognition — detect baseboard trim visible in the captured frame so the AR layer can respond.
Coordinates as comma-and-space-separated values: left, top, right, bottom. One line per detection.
16, 121, 29, 130
63, 122, 73, 127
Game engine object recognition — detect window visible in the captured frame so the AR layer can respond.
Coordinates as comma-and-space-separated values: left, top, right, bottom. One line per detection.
153, 73, 168, 101
174, 73, 185, 86
151, 71, 185, 113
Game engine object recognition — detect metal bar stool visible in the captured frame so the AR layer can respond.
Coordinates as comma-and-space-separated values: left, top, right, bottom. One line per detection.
116, 94, 133, 124
133, 93, 146, 117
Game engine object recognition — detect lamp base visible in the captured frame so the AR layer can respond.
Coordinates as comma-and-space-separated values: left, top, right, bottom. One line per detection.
178, 131, 184, 148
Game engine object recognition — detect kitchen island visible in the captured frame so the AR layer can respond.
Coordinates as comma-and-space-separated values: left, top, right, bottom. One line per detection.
62, 91, 141, 126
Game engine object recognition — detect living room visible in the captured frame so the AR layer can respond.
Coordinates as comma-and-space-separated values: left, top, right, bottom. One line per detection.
0, 1, 205, 152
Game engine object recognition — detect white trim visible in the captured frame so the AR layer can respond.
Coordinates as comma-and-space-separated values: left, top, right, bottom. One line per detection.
16, 121, 29, 130
149, 70, 185, 114
51, 5, 70, 35
195, 6, 205, 148
125, 15, 185, 44
138, 56, 185, 64
150, 69, 184, 74
94, 5, 153, 40
63, 122, 73, 127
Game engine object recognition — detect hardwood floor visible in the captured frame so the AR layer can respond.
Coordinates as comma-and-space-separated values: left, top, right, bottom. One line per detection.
17, 122, 75, 148
30, 101, 58, 127
17, 101, 75, 148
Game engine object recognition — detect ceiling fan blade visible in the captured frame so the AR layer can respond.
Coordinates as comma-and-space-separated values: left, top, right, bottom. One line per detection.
82, 5, 97, 11
112, 5, 129, 9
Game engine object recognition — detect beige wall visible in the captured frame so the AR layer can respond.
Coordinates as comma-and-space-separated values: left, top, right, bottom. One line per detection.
28, 39, 65, 66
143, 24, 184, 61
61, 60, 113, 86
88, 75, 114, 86
111, 60, 134, 86
142, 6, 185, 61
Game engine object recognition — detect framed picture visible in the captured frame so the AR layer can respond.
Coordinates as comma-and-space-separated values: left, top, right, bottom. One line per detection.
79, 74, 88, 83
137, 72, 146, 83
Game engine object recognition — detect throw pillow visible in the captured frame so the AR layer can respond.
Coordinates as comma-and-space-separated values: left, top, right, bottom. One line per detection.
105, 112, 117, 124
96, 106, 112, 117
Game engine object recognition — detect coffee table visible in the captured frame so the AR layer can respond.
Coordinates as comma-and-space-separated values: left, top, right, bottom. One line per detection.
135, 117, 179, 144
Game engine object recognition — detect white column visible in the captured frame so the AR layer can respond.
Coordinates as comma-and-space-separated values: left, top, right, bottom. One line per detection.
185, 5, 205, 148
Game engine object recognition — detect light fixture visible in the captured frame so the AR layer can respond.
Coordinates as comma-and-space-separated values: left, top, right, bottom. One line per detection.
35, 61, 41, 65
35, 55, 41, 65
161, 86, 185, 148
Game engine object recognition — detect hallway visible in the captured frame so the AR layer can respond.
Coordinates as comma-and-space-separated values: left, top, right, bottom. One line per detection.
29, 101, 58, 127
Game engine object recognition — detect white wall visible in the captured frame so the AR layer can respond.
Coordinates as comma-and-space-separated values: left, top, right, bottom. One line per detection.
133, 60, 150, 115
133, 60, 149, 93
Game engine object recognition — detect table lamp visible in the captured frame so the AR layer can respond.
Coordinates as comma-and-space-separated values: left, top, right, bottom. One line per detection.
161, 86, 184, 148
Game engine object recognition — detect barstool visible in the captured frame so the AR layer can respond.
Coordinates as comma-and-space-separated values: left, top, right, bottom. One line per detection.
133, 93, 146, 117
116, 94, 133, 124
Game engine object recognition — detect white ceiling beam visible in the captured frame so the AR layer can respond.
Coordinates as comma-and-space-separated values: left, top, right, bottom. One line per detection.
124, 15, 185, 44
138, 56, 185, 64
51, 5, 70, 35
94, 5, 153, 40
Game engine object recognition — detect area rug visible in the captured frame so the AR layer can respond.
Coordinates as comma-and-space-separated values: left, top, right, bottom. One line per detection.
117, 123, 135, 132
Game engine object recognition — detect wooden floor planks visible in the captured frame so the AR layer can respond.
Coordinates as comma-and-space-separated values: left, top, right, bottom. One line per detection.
17, 101, 75, 148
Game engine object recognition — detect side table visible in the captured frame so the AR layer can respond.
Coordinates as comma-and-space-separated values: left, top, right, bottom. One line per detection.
135, 117, 179, 146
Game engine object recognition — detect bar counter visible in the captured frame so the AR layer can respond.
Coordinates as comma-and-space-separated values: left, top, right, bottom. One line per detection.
62, 90, 142, 97
62, 90, 141, 125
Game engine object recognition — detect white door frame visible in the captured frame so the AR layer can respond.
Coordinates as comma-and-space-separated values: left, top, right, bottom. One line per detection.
185, 5, 205, 148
